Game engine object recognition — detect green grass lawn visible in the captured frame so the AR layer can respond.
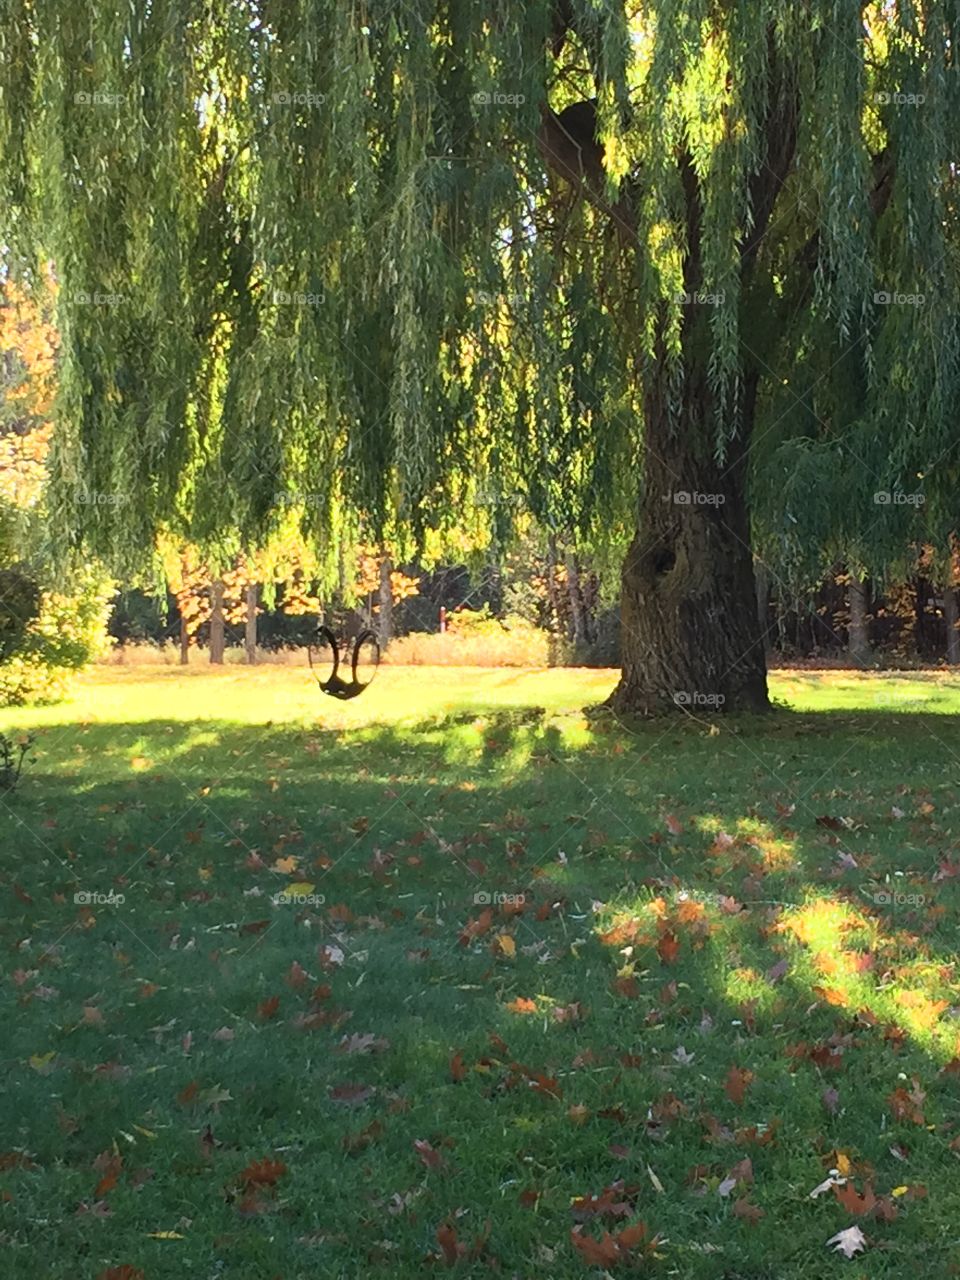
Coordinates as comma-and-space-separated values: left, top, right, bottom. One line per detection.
2, 664, 960, 1278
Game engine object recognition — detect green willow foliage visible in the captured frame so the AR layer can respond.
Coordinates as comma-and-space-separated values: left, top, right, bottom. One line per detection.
0, 1, 957, 576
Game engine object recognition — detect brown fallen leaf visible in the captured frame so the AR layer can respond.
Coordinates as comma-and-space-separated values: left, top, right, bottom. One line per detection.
414, 1138, 445, 1169
733, 1196, 764, 1224
724, 1065, 754, 1106
238, 1157, 286, 1189
329, 1083, 376, 1107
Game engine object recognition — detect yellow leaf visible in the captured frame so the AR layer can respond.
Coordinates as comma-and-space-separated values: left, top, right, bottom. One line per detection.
497, 934, 516, 958
287, 881, 315, 896
892, 1186, 909, 1197
147, 1231, 185, 1239
133, 1125, 156, 1139
29, 1051, 56, 1071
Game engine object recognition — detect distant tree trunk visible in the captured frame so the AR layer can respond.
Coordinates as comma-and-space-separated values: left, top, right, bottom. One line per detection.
244, 584, 258, 664
944, 583, 959, 665
848, 575, 870, 664
546, 534, 562, 665
209, 580, 225, 664
378, 555, 394, 649
564, 548, 590, 649
755, 560, 771, 654
179, 614, 190, 665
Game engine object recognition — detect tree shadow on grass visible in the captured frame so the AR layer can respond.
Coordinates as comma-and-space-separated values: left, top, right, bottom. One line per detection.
1, 703, 959, 1277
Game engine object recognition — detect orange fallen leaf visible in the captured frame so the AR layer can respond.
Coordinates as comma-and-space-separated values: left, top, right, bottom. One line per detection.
506, 996, 537, 1014
657, 930, 680, 964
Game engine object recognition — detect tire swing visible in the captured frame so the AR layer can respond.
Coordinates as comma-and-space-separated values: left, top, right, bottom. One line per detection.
308, 625, 380, 700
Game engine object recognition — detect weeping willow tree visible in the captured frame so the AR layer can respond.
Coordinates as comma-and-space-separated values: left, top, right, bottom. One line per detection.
1, 1, 957, 712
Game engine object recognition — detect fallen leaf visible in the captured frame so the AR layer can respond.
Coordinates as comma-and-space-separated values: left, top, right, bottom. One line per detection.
336, 1032, 390, 1055
724, 1066, 754, 1106
414, 1138, 444, 1169
733, 1197, 764, 1224
826, 1225, 866, 1259
238, 1157, 286, 1189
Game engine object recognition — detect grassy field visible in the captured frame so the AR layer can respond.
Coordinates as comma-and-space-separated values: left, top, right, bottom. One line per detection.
2, 664, 960, 1278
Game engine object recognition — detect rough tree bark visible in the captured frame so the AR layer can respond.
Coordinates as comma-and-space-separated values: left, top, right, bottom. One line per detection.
209, 580, 225, 665
609, 376, 769, 715
244, 583, 258, 664
847, 575, 870, 664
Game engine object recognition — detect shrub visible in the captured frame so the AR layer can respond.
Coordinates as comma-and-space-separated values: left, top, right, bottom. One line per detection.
0, 732, 33, 793
0, 565, 42, 658
0, 564, 114, 705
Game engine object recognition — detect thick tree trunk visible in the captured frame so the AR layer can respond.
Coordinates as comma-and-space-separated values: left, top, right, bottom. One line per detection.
209, 580, 225, 664
179, 614, 190, 666
847, 575, 870, 664
377, 555, 394, 650
244, 583, 258, 664
564, 548, 590, 649
609, 380, 769, 715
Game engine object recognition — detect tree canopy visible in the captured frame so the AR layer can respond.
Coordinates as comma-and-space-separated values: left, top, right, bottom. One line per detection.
1, 1, 957, 709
